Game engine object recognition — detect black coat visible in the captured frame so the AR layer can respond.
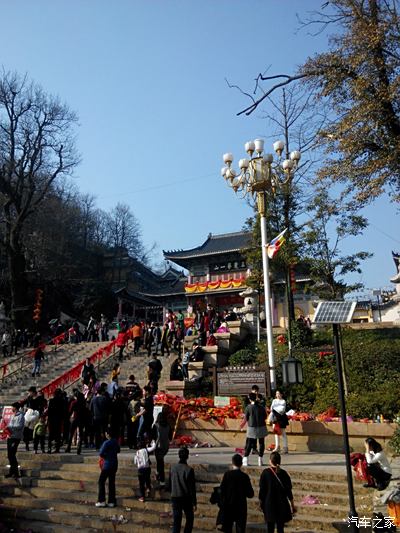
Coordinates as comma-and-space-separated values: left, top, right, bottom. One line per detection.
259, 467, 293, 524
220, 468, 254, 525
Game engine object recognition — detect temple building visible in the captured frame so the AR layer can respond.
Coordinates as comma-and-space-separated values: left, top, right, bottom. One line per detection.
163, 231, 315, 326
163, 231, 250, 313
107, 230, 400, 327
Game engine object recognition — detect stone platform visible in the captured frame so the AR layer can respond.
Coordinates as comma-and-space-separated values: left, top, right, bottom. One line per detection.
177, 419, 396, 452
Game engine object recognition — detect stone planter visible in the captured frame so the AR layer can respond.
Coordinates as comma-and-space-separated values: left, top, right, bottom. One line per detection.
176, 418, 396, 452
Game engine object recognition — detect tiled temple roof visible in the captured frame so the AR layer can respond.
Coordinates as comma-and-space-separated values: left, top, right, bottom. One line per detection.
163, 231, 251, 261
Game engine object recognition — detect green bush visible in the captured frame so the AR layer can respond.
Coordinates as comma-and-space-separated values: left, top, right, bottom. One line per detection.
269, 327, 400, 419
291, 320, 313, 348
229, 349, 257, 366
389, 424, 400, 455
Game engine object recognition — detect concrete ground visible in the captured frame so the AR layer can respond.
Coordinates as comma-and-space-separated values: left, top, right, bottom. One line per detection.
1, 443, 398, 475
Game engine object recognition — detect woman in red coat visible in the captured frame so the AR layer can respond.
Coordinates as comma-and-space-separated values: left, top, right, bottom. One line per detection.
116, 330, 127, 362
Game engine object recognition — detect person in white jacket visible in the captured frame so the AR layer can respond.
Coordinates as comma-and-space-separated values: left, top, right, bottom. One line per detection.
6, 402, 25, 478
134, 438, 156, 502
270, 391, 289, 454
364, 437, 392, 490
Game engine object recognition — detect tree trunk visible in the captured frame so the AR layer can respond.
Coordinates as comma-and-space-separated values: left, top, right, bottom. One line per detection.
7, 234, 29, 329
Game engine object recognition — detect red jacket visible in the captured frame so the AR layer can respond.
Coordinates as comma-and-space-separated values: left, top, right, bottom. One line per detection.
116, 331, 127, 347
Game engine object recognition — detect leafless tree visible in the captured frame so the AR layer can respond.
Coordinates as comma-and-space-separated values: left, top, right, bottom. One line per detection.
0, 71, 79, 326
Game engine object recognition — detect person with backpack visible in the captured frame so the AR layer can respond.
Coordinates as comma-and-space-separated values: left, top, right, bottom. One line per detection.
134, 437, 155, 502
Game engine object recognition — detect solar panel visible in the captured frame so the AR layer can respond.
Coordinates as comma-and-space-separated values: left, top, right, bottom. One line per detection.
313, 301, 357, 324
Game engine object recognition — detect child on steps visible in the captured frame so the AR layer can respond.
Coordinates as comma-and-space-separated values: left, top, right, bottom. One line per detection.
33, 415, 46, 454
134, 437, 156, 502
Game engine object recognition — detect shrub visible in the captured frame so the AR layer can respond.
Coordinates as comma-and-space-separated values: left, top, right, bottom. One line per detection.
229, 349, 257, 366
389, 424, 400, 456
291, 320, 313, 348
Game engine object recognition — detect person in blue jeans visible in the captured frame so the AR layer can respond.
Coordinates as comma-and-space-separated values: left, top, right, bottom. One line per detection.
95, 427, 120, 508
32, 345, 43, 377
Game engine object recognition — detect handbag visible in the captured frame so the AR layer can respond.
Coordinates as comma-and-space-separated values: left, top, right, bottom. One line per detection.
273, 423, 282, 435
210, 486, 221, 505
269, 467, 293, 522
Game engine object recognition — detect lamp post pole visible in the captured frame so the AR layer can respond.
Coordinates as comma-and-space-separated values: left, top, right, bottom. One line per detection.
332, 323, 358, 531
258, 191, 276, 392
221, 139, 301, 396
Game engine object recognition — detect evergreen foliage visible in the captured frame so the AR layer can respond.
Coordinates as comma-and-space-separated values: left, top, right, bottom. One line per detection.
273, 327, 400, 418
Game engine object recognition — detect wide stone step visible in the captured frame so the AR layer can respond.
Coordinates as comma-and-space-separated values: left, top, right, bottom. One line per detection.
0, 502, 214, 531
9, 483, 365, 518
0, 501, 336, 532
1, 518, 99, 533
6, 516, 322, 533
3, 487, 353, 521
10, 462, 368, 496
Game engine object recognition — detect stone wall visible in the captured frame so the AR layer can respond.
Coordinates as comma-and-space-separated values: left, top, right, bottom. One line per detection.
177, 418, 395, 452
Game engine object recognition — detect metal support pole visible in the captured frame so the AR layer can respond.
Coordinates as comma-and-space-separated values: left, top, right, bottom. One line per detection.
258, 192, 276, 391
377, 294, 382, 322
332, 323, 358, 531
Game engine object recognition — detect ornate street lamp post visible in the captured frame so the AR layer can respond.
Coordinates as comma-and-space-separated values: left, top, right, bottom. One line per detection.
221, 139, 301, 391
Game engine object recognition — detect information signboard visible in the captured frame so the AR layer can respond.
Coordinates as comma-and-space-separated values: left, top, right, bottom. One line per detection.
217, 369, 266, 396
214, 396, 231, 407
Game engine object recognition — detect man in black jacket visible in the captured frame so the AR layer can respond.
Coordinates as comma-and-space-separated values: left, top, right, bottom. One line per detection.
219, 454, 254, 533
169, 447, 197, 533
91, 388, 110, 449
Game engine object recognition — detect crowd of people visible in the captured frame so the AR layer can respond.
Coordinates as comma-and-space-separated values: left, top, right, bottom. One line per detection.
1, 379, 393, 533
1, 307, 394, 533
1, 329, 41, 358
0, 351, 172, 479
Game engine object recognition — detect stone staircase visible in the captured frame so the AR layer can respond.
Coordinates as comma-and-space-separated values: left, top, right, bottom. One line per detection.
96, 348, 176, 392
0, 339, 177, 415
0, 342, 112, 409
0, 452, 373, 532
167, 321, 250, 396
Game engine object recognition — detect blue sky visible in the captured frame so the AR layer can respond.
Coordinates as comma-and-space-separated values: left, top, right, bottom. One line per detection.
1, 0, 398, 292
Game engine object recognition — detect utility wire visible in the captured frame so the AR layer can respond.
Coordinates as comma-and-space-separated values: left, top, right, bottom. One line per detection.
368, 222, 400, 245
97, 172, 216, 199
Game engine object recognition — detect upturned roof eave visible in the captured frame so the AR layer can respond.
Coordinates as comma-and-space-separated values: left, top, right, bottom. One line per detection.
164, 247, 248, 261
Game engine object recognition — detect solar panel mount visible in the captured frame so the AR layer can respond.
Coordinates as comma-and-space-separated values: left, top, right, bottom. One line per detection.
313, 301, 357, 324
